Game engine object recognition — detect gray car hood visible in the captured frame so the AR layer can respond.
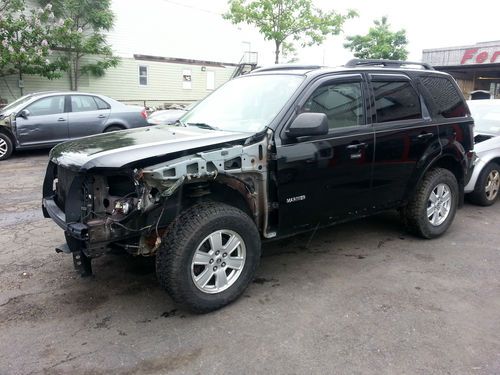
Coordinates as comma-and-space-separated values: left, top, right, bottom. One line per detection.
49, 125, 250, 171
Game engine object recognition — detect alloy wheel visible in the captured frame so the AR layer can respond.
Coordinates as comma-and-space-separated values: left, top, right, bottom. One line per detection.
485, 170, 500, 201
427, 183, 451, 226
191, 229, 246, 294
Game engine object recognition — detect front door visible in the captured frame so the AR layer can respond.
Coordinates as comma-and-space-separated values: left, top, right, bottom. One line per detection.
15, 95, 68, 147
275, 75, 375, 235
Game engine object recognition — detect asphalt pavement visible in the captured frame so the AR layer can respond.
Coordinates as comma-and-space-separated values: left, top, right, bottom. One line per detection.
0, 150, 499, 374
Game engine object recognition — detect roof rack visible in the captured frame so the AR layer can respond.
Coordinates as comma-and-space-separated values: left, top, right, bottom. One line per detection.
345, 59, 434, 70
251, 64, 323, 73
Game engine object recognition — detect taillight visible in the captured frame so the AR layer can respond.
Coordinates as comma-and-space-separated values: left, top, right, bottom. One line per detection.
140, 109, 147, 119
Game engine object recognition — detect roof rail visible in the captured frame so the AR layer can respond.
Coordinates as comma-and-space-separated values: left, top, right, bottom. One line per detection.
345, 59, 434, 70
251, 63, 323, 73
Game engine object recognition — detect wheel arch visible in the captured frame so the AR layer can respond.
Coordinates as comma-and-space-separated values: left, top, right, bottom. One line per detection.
407, 153, 466, 206
103, 123, 126, 132
0, 127, 16, 149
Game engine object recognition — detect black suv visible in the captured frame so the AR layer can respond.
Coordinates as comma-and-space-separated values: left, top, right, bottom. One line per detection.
42, 59, 474, 312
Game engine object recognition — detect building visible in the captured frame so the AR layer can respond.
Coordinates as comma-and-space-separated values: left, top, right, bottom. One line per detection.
422, 41, 500, 99
0, 54, 238, 107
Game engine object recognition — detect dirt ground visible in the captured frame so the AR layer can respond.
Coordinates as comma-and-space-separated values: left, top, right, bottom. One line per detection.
1, 150, 499, 375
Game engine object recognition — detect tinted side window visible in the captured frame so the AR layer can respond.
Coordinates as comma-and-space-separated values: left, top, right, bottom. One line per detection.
26, 96, 65, 116
303, 81, 365, 129
420, 76, 467, 118
94, 96, 110, 110
373, 81, 421, 123
71, 96, 98, 112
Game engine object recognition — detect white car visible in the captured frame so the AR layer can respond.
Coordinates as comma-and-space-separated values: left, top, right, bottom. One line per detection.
465, 99, 500, 205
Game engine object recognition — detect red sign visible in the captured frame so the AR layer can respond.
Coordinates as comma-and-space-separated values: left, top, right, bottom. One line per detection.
461, 48, 500, 64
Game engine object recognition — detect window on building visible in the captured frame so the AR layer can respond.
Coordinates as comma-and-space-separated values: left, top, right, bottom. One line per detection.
420, 76, 467, 118
139, 66, 148, 86
302, 81, 365, 129
183, 69, 192, 89
71, 95, 98, 112
26, 96, 65, 116
207, 71, 215, 90
373, 80, 422, 123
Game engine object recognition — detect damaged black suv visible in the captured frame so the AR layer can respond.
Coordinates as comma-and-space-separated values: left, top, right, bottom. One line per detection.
42, 59, 474, 312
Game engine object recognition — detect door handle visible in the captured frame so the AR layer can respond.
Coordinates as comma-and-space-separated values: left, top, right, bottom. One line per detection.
97, 114, 106, 118
417, 132, 433, 140
346, 142, 367, 151
57, 118, 66, 122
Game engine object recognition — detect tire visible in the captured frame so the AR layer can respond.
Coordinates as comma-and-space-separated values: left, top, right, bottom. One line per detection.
402, 168, 459, 239
156, 201, 261, 313
104, 125, 124, 133
469, 162, 500, 206
0, 133, 13, 161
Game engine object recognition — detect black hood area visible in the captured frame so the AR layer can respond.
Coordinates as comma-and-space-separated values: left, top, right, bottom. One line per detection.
49, 125, 250, 171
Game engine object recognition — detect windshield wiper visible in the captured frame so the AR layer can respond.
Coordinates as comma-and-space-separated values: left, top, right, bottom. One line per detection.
186, 122, 219, 131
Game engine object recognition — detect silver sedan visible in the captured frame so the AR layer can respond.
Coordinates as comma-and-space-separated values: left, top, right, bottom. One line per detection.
0, 91, 149, 160
465, 99, 500, 205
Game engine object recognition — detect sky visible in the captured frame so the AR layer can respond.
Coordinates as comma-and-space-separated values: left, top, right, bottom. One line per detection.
108, 0, 500, 67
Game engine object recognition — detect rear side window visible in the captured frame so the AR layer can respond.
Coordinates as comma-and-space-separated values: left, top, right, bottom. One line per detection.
94, 96, 110, 110
372, 81, 422, 123
420, 76, 467, 118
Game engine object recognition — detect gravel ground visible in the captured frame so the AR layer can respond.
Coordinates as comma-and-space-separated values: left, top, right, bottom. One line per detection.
0, 150, 499, 375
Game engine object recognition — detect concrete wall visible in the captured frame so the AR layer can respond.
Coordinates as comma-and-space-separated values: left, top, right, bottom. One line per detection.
0, 57, 236, 107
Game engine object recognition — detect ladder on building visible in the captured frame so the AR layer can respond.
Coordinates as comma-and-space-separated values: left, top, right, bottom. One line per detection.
231, 51, 258, 79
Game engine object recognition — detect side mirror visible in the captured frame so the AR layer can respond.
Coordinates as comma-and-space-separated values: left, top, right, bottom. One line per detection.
18, 109, 30, 119
287, 112, 329, 138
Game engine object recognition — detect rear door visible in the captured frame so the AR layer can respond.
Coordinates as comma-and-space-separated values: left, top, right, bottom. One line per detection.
369, 74, 440, 209
275, 74, 375, 234
15, 95, 68, 147
68, 95, 111, 139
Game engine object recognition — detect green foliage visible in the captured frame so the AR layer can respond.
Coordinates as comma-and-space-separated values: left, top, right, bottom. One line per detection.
224, 0, 357, 63
0, 0, 68, 92
344, 16, 409, 60
38, 0, 119, 90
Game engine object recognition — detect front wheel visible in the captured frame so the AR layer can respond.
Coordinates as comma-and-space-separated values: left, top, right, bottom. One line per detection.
156, 202, 261, 313
0, 133, 13, 161
469, 162, 500, 206
402, 168, 459, 239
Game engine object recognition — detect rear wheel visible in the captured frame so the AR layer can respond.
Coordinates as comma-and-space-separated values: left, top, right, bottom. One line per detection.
104, 125, 124, 132
0, 133, 13, 161
402, 168, 458, 239
156, 202, 261, 313
470, 162, 500, 206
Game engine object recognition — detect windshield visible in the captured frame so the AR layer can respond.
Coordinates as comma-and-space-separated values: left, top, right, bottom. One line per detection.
1, 94, 35, 113
469, 101, 500, 135
181, 74, 304, 132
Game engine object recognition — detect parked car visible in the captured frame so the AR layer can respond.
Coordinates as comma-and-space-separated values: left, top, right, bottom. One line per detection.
465, 99, 500, 205
0, 91, 149, 160
146, 102, 197, 125
42, 59, 474, 313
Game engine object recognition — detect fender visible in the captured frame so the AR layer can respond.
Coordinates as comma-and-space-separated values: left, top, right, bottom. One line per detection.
403, 139, 466, 203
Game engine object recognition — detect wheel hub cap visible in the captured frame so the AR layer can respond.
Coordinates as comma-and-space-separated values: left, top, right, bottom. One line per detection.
427, 183, 451, 226
0, 138, 7, 158
191, 230, 246, 294
485, 170, 500, 201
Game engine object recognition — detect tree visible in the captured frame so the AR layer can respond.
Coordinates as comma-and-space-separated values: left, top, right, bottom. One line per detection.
0, 0, 68, 95
224, 0, 357, 64
344, 16, 409, 60
38, 0, 119, 91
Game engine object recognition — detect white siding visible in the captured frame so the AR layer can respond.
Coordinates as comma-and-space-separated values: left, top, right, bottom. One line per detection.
0, 57, 236, 107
